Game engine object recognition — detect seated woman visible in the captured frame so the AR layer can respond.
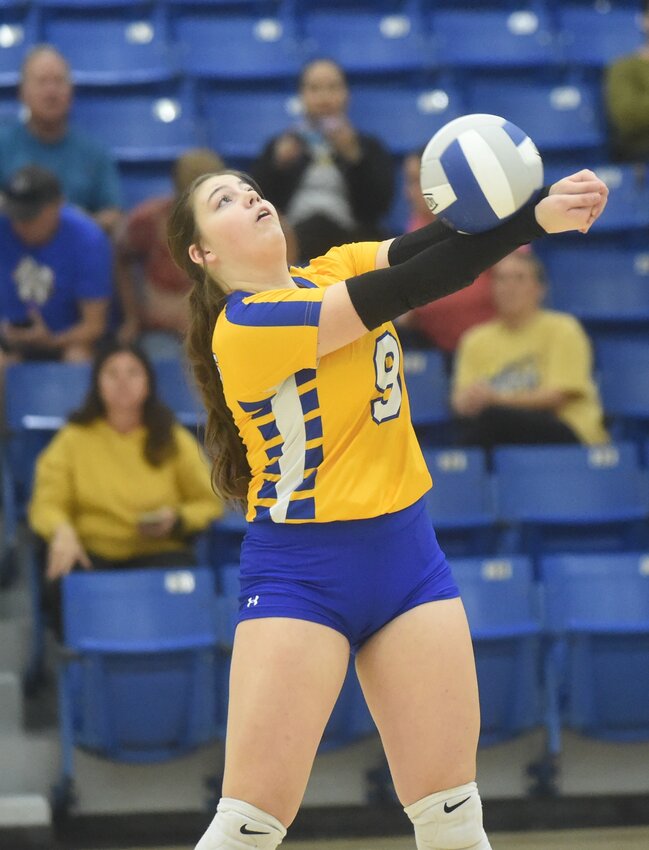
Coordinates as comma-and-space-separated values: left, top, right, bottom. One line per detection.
28, 341, 222, 635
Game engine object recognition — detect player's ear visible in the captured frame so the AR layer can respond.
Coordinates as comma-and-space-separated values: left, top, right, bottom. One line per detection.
188, 243, 214, 265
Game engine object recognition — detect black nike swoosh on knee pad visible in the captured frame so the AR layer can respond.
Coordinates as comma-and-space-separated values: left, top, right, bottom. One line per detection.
443, 796, 471, 814
240, 824, 271, 835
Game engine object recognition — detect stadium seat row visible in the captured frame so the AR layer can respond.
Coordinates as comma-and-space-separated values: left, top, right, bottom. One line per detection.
50, 550, 649, 813
0, 3, 642, 88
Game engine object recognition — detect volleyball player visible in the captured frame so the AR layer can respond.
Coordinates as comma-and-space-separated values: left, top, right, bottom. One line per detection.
167, 168, 607, 850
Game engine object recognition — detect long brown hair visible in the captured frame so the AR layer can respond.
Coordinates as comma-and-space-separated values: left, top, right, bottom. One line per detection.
167, 169, 261, 508
69, 341, 177, 466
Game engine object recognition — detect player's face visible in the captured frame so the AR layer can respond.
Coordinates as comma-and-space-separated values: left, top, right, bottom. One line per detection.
190, 173, 284, 272
300, 61, 348, 121
98, 352, 149, 417
492, 254, 544, 321
21, 51, 72, 126
404, 154, 434, 221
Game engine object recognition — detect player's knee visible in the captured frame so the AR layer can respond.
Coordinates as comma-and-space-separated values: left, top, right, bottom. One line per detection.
194, 797, 287, 850
404, 782, 492, 850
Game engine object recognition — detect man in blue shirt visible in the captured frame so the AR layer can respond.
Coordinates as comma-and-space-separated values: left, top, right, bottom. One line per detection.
0, 45, 122, 235
0, 166, 112, 362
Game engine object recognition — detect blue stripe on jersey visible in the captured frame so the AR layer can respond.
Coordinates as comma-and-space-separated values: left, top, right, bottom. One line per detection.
292, 276, 318, 289
299, 388, 319, 415
226, 290, 321, 328
305, 417, 323, 441
266, 460, 281, 476
296, 367, 317, 386
286, 497, 316, 520
240, 397, 274, 418
259, 420, 281, 442
294, 468, 317, 493
305, 445, 324, 469
267, 443, 284, 460
257, 479, 278, 501
253, 505, 271, 522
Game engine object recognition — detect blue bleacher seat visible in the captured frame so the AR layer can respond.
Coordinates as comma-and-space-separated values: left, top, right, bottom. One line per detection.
557, 5, 643, 70
0, 5, 37, 89
42, 13, 177, 87
402, 348, 450, 434
452, 556, 542, 744
467, 78, 605, 157
119, 161, 173, 210
174, 13, 300, 82
422, 448, 497, 556
541, 552, 649, 754
54, 566, 223, 815
1, 362, 92, 577
599, 365, 649, 446
73, 87, 201, 162
302, 10, 429, 76
349, 84, 465, 157
494, 443, 649, 556
541, 242, 649, 328
431, 8, 556, 71
200, 87, 300, 161
493, 443, 649, 556
152, 358, 204, 428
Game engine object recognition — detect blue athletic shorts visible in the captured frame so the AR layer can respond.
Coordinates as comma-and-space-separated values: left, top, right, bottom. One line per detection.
236, 497, 460, 653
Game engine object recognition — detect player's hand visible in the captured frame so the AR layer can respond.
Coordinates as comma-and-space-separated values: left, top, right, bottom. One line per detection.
547, 169, 608, 233
47, 523, 92, 581
534, 188, 605, 235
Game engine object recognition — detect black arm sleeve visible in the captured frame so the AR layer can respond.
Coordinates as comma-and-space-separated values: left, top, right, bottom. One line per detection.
346, 195, 546, 331
387, 219, 456, 265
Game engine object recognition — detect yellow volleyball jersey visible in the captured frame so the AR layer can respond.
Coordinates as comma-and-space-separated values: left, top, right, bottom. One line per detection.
212, 242, 432, 523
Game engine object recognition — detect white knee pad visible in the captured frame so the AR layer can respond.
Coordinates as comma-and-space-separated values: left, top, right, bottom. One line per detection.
404, 782, 492, 850
194, 797, 287, 850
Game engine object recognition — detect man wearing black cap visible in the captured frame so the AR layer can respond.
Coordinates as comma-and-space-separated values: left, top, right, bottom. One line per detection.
0, 165, 112, 363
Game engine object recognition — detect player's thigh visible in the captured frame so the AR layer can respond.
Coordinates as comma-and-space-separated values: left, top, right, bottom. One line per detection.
223, 616, 350, 826
355, 598, 480, 807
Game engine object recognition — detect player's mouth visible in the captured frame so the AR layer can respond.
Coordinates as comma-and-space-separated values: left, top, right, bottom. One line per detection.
256, 207, 272, 222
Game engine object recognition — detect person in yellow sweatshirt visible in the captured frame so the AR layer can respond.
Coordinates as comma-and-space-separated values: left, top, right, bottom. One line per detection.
28, 341, 222, 631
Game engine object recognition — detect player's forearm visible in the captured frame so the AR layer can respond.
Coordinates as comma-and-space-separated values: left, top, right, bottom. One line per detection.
347, 195, 545, 331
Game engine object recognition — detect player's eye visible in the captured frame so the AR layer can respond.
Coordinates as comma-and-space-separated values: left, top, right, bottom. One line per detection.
217, 193, 233, 207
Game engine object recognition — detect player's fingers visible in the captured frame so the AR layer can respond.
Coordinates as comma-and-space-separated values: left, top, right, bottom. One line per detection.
559, 179, 604, 196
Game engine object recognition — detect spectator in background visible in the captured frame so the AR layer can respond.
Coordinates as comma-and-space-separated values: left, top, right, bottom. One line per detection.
116, 148, 226, 359
397, 149, 496, 354
604, 1, 649, 161
252, 58, 394, 263
0, 45, 122, 235
28, 340, 222, 636
451, 249, 608, 449
117, 148, 299, 359
0, 166, 111, 364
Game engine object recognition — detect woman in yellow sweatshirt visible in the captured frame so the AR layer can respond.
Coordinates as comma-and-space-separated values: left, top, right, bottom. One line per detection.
28, 341, 222, 629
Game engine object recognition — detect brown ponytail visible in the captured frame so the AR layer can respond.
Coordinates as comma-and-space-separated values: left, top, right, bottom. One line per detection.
167, 170, 258, 508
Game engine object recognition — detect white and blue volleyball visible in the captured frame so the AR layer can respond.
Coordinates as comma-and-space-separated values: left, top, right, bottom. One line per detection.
420, 113, 543, 234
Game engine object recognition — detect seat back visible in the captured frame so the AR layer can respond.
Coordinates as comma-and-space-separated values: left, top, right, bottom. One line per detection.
421, 448, 496, 555
558, 5, 643, 70
303, 10, 428, 76
173, 11, 299, 82
60, 567, 223, 761
541, 553, 649, 740
402, 349, 449, 428
494, 443, 649, 553
452, 556, 542, 743
467, 79, 605, 156
349, 83, 465, 157
152, 358, 204, 428
431, 8, 555, 70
